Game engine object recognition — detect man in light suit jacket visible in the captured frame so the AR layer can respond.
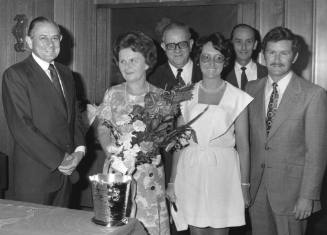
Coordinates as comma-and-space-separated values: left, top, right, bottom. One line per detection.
148, 21, 202, 90
225, 24, 267, 89
2, 17, 85, 207
246, 26, 327, 235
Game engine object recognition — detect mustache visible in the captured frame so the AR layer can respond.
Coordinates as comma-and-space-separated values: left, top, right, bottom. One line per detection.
270, 63, 284, 66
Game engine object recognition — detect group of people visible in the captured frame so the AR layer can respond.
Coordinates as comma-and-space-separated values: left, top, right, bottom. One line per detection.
2, 15, 327, 235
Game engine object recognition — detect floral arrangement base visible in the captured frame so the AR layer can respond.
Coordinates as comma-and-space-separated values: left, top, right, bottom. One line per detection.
89, 173, 132, 227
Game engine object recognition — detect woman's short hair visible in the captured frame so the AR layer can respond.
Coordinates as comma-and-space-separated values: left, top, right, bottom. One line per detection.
194, 32, 232, 68
113, 31, 157, 72
262, 26, 300, 54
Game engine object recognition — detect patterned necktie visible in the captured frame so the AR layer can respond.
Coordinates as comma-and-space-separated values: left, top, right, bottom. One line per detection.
48, 64, 65, 105
176, 68, 185, 86
240, 66, 248, 90
266, 82, 279, 135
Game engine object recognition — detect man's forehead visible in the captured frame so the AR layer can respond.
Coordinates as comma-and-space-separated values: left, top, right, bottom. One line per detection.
164, 28, 188, 41
32, 22, 60, 35
233, 27, 255, 39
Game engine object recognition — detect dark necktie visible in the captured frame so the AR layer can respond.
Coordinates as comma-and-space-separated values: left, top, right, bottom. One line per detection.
176, 68, 185, 86
48, 64, 65, 105
240, 66, 248, 90
266, 82, 279, 135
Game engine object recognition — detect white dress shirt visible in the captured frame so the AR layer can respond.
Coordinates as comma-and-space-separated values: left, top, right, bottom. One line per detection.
265, 71, 293, 114
32, 53, 65, 97
169, 59, 193, 85
234, 60, 258, 88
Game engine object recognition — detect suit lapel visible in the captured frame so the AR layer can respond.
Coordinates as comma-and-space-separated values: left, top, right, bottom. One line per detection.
251, 78, 267, 140
267, 75, 301, 140
55, 63, 71, 121
256, 62, 268, 79
28, 56, 68, 119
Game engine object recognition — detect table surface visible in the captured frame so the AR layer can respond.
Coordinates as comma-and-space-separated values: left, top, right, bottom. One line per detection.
0, 199, 147, 235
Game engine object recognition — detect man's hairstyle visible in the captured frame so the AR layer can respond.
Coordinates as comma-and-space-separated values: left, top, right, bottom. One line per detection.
113, 31, 157, 72
230, 23, 257, 40
262, 26, 300, 54
27, 16, 61, 37
194, 32, 232, 68
161, 21, 191, 42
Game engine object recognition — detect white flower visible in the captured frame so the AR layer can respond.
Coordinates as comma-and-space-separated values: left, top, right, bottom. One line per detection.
118, 132, 135, 149
133, 120, 146, 132
123, 144, 141, 159
106, 145, 123, 154
116, 114, 131, 126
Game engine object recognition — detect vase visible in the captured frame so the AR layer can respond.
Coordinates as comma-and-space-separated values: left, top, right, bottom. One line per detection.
89, 173, 132, 227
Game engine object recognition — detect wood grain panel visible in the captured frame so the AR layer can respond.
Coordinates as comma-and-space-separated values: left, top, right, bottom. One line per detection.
285, 0, 313, 81
314, 0, 327, 89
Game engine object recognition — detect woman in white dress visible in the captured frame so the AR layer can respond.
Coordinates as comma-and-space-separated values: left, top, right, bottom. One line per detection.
166, 32, 253, 235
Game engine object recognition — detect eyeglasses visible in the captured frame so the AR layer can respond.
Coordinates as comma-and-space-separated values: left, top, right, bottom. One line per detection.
164, 41, 189, 50
200, 54, 225, 64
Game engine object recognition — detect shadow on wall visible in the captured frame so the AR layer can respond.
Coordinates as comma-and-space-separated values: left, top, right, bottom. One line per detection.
292, 34, 311, 77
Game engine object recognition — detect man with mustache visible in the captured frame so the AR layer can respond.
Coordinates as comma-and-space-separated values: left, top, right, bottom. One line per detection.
2, 16, 85, 207
246, 26, 327, 235
225, 24, 267, 90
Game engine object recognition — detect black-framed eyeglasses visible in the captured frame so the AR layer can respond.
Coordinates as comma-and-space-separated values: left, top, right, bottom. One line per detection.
200, 54, 225, 64
164, 41, 189, 50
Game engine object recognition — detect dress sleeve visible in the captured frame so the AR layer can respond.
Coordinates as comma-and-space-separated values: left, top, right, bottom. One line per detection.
221, 84, 254, 129
96, 89, 115, 158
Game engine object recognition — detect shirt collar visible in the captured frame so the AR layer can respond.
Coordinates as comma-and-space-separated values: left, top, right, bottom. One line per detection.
235, 59, 254, 71
32, 53, 53, 71
168, 59, 193, 76
267, 71, 293, 94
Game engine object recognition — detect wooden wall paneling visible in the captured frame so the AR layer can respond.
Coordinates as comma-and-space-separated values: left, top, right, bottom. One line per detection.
71, 0, 97, 104
259, 0, 284, 39
237, 2, 256, 27
285, 0, 313, 81
54, 0, 75, 68
95, 7, 112, 104
314, 0, 327, 89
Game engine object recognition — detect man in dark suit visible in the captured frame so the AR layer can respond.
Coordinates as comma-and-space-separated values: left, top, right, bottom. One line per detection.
2, 17, 85, 207
246, 27, 327, 235
148, 22, 202, 90
225, 24, 267, 90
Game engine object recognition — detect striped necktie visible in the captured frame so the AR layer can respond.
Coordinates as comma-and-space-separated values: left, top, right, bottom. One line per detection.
176, 68, 185, 86
48, 64, 66, 106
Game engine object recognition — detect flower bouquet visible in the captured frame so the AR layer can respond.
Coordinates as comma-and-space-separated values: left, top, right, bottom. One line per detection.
89, 84, 207, 227
99, 84, 207, 175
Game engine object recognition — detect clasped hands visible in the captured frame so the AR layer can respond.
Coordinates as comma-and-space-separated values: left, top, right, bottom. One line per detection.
293, 198, 313, 220
58, 151, 84, 175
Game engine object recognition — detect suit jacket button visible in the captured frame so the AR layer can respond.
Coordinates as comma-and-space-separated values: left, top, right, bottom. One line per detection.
261, 163, 265, 168
149, 173, 153, 177
265, 145, 270, 150
150, 186, 155, 190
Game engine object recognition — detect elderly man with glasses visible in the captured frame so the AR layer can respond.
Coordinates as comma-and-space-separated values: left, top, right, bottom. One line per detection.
149, 21, 202, 90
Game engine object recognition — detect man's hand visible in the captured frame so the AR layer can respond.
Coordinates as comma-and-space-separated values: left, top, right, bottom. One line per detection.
58, 151, 84, 175
293, 198, 313, 220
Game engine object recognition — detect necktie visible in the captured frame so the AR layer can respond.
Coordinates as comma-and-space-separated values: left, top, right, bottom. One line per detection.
176, 68, 185, 86
266, 82, 279, 135
240, 66, 248, 90
48, 64, 65, 105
